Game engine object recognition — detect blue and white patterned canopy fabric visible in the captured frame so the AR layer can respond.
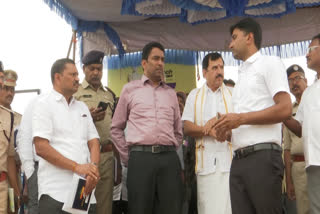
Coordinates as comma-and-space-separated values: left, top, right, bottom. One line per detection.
121, 0, 320, 24
43, 0, 320, 65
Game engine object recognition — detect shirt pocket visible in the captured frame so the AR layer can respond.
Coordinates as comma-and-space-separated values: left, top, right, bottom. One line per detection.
78, 95, 97, 109
244, 72, 265, 90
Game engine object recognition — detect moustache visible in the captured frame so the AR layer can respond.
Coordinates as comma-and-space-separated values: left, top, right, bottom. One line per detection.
91, 77, 100, 81
73, 81, 79, 86
216, 74, 223, 78
291, 85, 299, 91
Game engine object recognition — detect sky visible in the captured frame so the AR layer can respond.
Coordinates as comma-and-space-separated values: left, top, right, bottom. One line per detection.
0, 0, 316, 114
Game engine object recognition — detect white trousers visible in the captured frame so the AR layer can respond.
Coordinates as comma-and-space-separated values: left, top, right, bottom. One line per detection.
197, 170, 232, 214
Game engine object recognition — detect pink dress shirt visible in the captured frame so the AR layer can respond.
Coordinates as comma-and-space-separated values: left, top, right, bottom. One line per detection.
111, 75, 183, 165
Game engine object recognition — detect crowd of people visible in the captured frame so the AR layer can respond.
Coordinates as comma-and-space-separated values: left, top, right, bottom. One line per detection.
0, 17, 320, 214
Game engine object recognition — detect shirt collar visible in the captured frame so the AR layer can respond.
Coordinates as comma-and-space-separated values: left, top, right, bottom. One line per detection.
82, 79, 106, 91
239, 51, 261, 73
52, 89, 76, 104
204, 82, 222, 94
245, 51, 261, 64
141, 74, 166, 87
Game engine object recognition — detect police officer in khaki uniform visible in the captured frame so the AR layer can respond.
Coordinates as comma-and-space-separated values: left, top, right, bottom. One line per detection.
284, 65, 309, 214
0, 70, 22, 127
0, 70, 22, 214
0, 69, 20, 213
74, 50, 120, 214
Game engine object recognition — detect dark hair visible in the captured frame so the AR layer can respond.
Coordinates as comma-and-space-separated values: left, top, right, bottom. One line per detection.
223, 79, 235, 86
142, 42, 165, 60
176, 91, 187, 105
51, 58, 75, 83
230, 18, 262, 50
0, 61, 3, 73
312, 33, 320, 43
202, 52, 224, 70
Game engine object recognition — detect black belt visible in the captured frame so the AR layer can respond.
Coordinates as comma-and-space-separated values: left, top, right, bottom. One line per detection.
130, 145, 176, 154
234, 143, 282, 159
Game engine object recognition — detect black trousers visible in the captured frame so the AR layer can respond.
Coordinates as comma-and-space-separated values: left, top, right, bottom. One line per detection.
39, 194, 96, 214
127, 151, 183, 214
112, 200, 128, 214
230, 149, 284, 214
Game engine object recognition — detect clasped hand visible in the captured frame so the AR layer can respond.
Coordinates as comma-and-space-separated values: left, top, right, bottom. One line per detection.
202, 116, 229, 142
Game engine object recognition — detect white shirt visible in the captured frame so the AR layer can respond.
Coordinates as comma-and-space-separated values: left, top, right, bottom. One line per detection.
182, 84, 232, 175
17, 96, 41, 179
231, 52, 290, 150
296, 79, 320, 167
32, 90, 99, 202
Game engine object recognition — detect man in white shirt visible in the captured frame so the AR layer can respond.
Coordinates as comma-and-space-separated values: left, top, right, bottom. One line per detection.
284, 33, 320, 214
182, 52, 232, 214
32, 58, 100, 214
17, 96, 41, 213
213, 18, 292, 214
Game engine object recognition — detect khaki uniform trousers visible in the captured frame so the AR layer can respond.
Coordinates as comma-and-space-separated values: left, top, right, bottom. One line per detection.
292, 162, 309, 214
0, 180, 8, 213
95, 151, 114, 214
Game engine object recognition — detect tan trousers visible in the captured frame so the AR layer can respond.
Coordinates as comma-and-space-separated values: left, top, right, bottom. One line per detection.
292, 162, 309, 214
95, 151, 114, 214
0, 180, 8, 214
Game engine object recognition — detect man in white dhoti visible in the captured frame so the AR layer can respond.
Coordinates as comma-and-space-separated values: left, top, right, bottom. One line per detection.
182, 52, 232, 214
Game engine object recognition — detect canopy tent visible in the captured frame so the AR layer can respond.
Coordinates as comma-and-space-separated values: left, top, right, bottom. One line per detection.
43, 0, 320, 95
44, 0, 320, 61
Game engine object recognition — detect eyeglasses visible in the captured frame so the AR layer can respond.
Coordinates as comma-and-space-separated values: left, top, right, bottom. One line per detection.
288, 75, 305, 84
307, 46, 319, 54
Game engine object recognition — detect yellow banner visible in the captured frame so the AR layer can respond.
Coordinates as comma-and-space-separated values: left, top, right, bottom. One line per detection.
107, 64, 196, 96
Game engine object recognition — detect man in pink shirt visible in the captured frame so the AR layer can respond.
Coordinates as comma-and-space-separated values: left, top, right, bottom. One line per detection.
111, 42, 183, 214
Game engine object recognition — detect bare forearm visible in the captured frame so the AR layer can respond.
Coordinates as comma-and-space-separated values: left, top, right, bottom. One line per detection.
183, 121, 205, 137
284, 150, 293, 184
239, 92, 291, 126
35, 138, 77, 172
7, 156, 20, 196
283, 118, 302, 137
88, 139, 100, 165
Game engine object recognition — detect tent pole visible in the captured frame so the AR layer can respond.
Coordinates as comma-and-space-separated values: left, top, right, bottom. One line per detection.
72, 30, 77, 61
67, 30, 73, 59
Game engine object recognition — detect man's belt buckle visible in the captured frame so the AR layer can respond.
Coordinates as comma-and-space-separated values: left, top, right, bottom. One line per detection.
152, 145, 161, 153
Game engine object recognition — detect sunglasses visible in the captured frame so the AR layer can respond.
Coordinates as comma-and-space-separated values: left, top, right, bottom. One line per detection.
307, 46, 319, 54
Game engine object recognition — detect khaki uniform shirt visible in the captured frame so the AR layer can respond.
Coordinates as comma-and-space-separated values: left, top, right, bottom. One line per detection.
13, 112, 22, 130
0, 107, 15, 172
74, 79, 114, 145
283, 102, 304, 155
